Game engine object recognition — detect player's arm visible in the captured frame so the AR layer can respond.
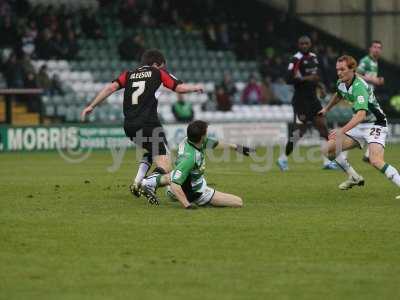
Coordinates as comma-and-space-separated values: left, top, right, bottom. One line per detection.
301, 73, 320, 83
81, 82, 120, 121
285, 57, 300, 84
340, 90, 368, 132
318, 92, 342, 116
329, 110, 366, 140
357, 61, 384, 86
330, 91, 368, 140
175, 83, 203, 94
357, 73, 384, 86
338, 110, 366, 134
170, 183, 194, 209
302, 55, 321, 83
170, 155, 196, 209
160, 68, 203, 94
213, 140, 255, 156
205, 137, 254, 156
301, 74, 319, 82
81, 71, 127, 121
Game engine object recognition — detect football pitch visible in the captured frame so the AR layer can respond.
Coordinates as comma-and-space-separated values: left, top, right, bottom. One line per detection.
1, 146, 399, 300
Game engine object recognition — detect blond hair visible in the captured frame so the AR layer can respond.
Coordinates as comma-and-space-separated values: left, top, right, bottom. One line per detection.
337, 55, 358, 70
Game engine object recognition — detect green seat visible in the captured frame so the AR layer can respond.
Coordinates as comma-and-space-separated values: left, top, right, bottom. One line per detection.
57, 104, 68, 117
192, 70, 203, 82
65, 106, 77, 122
51, 95, 64, 105
217, 60, 229, 70
212, 70, 223, 82
100, 59, 110, 71
240, 71, 251, 81
88, 60, 99, 71
44, 104, 56, 117
189, 59, 200, 70
237, 61, 248, 71
169, 59, 179, 69
232, 70, 241, 81
180, 59, 190, 70
79, 61, 89, 72
202, 70, 213, 82
110, 59, 119, 71
186, 49, 197, 58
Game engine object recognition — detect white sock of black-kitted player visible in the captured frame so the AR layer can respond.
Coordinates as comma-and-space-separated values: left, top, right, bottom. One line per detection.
134, 152, 152, 185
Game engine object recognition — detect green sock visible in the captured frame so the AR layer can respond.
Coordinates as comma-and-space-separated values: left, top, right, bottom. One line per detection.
156, 174, 161, 187
380, 163, 389, 174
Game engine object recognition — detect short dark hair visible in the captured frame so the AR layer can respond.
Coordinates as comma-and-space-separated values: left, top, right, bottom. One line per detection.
141, 49, 166, 66
298, 35, 311, 44
370, 40, 382, 47
187, 120, 208, 143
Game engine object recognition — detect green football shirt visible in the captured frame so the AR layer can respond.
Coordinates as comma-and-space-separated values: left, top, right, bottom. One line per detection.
336, 76, 387, 126
357, 55, 379, 88
171, 137, 218, 199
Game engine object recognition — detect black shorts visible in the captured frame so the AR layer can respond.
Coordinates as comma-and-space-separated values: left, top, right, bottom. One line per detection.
124, 123, 169, 157
292, 96, 322, 124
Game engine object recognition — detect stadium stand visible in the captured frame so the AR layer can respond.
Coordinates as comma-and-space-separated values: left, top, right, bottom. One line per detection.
1, 0, 399, 126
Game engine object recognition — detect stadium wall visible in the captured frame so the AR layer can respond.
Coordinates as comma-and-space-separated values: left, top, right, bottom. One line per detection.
0, 123, 288, 152
263, 0, 400, 62
1, 123, 400, 152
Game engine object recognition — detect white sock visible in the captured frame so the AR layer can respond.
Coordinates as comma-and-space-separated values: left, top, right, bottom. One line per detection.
143, 174, 158, 187
323, 156, 330, 165
279, 153, 288, 161
134, 162, 151, 184
334, 155, 360, 178
382, 164, 400, 187
134, 153, 152, 184
365, 148, 369, 158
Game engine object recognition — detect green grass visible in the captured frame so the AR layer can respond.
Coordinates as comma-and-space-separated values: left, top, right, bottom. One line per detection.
1, 146, 400, 300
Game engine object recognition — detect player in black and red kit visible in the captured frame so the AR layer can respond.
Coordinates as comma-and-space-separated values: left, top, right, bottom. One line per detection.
277, 36, 337, 171
81, 49, 203, 197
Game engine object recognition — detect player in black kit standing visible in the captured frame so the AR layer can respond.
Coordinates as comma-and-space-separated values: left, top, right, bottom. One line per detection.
277, 36, 337, 171
81, 49, 203, 197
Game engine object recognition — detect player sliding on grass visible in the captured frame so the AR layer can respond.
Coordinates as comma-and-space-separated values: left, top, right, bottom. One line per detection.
80, 49, 203, 197
319, 55, 400, 198
141, 120, 254, 208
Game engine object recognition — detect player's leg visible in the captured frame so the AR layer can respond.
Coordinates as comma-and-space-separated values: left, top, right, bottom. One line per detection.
286, 123, 307, 154
153, 154, 172, 173
209, 190, 243, 208
128, 125, 171, 197
148, 126, 172, 174
363, 148, 370, 163
323, 134, 364, 190
313, 114, 329, 139
356, 123, 370, 163
313, 114, 338, 169
124, 124, 150, 197
134, 125, 172, 182
139, 153, 171, 204
369, 143, 400, 189
367, 126, 400, 194
140, 173, 170, 205
286, 117, 308, 157
277, 117, 307, 171
130, 152, 153, 197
